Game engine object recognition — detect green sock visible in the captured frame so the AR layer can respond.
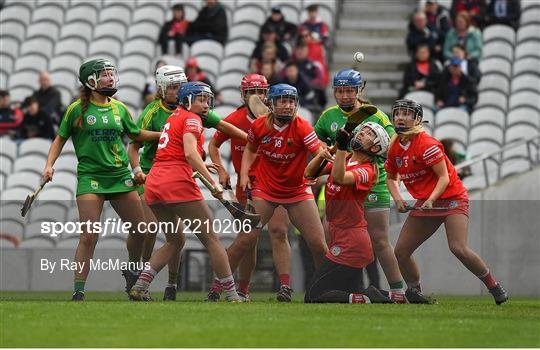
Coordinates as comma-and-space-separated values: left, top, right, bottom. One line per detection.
389, 281, 405, 291
74, 278, 86, 293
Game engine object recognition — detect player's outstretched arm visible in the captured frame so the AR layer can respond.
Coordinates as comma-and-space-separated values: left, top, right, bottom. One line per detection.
305, 150, 330, 179
42, 135, 68, 182
215, 120, 248, 142
208, 138, 230, 188
423, 160, 450, 208
239, 142, 257, 191
129, 130, 161, 142
128, 142, 145, 185
330, 150, 355, 186
184, 132, 219, 190
386, 171, 408, 213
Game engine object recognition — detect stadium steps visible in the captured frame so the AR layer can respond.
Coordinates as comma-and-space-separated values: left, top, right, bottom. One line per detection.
331, 0, 417, 109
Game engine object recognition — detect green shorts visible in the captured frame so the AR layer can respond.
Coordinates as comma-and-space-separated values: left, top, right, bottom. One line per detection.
363, 183, 391, 210
76, 170, 136, 197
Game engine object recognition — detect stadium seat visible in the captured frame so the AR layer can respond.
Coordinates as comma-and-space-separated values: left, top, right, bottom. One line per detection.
479, 57, 512, 78
49, 54, 82, 74
38, 188, 73, 204
119, 70, 147, 91
54, 155, 78, 174
133, 5, 165, 27
224, 39, 256, 59
127, 21, 161, 42
467, 140, 501, 159
117, 87, 142, 111
476, 91, 508, 112
118, 55, 152, 77
8, 87, 34, 104
0, 220, 24, 241
0, 53, 14, 76
56, 237, 80, 248
228, 22, 261, 42
0, 155, 13, 178
512, 57, 540, 77
404, 91, 435, 109
509, 91, 540, 111
123, 38, 157, 60
219, 88, 242, 107
19, 139, 52, 158
217, 72, 244, 91
191, 40, 225, 60
99, 4, 133, 26
32, 3, 65, 26
55, 37, 88, 57
212, 105, 236, 118
48, 171, 78, 196
482, 24, 515, 46
12, 54, 46, 76
521, 7, 540, 26
0, 187, 29, 204
19, 237, 57, 249
511, 74, 540, 94
482, 41, 513, 62
434, 107, 469, 128
65, 4, 98, 26
89, 37, 123, 60
422, 107, 435, 127
478, 74, 510, 95
505, 123, 540, 144
220, 55, 250, 75
20, 37, 54, 58
507, 107, 540, 129
26, 20, 60, 42
433, 123, 468, 149
1, 20, 26, 43
8, 70, 39, 91
516, 24, 540, 44
470, 107, 505, 128
515, 41, 540, 60
94, 22, 127, 43
195, 55, 220, 83
13, 156, 47, 176
28, 204, 68, 227
50, 70, 80, 93
0, 37, 19, 62
469, 123, 504, 145
0, 203, 25, 224
500, 158, 532, 179
65, 206, 79, 223
0, 173, 4, 191
0, 138, 18, 161
6, 172, 41, 192
0, 3, 32, 25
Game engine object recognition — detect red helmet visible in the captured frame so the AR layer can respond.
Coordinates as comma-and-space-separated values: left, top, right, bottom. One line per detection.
240, 74, 269, 92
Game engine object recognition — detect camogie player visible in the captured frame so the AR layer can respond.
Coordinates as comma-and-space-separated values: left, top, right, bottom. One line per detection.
129, 82, 240, 302
304, 123, 393, 303
128, 65, 248, 300
41, 59, 161, 301
313, 69, 407, 302
236, 83, 328, 301
206, 74, 293, 302
385, 99, 508, 305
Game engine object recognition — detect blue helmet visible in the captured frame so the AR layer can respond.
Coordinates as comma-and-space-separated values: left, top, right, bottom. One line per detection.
333, 68, 363, 88
267, 84, 298, 121
177, 81, 214, 110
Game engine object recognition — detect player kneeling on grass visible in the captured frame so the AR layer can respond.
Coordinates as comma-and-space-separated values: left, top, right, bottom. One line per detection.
303, 123, 393, 303
385, 99, 508, 305
129, 82, 241, 302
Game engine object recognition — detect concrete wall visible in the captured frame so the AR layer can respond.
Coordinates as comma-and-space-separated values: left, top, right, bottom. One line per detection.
2, 168, 539, 296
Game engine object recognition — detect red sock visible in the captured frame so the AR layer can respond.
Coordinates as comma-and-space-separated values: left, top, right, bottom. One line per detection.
349, 293, 371, 304
478, 270, 498, 289
238, 280, 250, 295
279, 274, 290, 287
210, 277, 223, 293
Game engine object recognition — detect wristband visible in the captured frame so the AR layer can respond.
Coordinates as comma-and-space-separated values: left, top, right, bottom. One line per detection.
132, 166, 142, 175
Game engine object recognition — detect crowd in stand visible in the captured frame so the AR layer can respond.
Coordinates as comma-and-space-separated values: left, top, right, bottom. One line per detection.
401, 0, 521, 112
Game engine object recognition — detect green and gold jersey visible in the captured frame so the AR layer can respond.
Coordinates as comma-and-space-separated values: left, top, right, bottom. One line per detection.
58, 98, 140, 176
136, 100, 222, 172
314, 104, 396, 186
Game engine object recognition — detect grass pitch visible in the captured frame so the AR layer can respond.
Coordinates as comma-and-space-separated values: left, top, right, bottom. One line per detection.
1, 291, 538, 347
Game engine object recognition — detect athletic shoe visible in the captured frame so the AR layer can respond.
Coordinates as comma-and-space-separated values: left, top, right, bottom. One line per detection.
129, 287, 153, 301
121, 269, 139, 296
205, 290, 221, 302
489, 283, 508, 305
163, 286, 177, 301
226, 295, 243, 302
71, 291, 85, 301
405, 287, 436, 304
276, 285, 293, 302
363, 285, 394, 303
238, 291, 251, 302
389, 291, 409, 304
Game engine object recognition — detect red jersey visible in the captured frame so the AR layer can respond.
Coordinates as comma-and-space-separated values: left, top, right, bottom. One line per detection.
325, 160, 375, 228
247, 115, 320, 200
213, 106, 257, 176
384, 131, 467, 200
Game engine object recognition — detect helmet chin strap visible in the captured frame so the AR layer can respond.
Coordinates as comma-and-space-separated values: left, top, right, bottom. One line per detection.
96, 87, 117, 97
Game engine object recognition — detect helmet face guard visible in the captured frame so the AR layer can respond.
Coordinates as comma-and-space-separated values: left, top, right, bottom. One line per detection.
80, 59, 119, 97
333, 68, 365, 112
350, 122, 390, 157
156, 65, 187, 103
268, 84, 298, 122
177, 82, 214, 113
240, 74, 269, 103
391, 99, 423, 134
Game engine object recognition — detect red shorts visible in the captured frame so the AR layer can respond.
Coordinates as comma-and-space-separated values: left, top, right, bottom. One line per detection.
144, 165, 203, 205
235, 185, 247, 207
326, 224, 374, 269
409, 195, 469, 217
251, 175, 314, 204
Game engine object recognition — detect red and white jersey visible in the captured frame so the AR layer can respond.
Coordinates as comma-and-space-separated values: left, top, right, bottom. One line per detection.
384, 131, 467, 200
213, 106, 257, 176
153, 107, 204, 167
325, 160, 375, 228
247, 115, 320, 199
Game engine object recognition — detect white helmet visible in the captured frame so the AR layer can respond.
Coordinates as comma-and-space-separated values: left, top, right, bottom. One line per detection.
350, 121, 390, 157
155, 65, 187, 99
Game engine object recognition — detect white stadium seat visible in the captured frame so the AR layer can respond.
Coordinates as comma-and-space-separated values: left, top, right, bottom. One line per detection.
28, 204, 68, 227
18, 138, 52, 158
119, 55, 152, 77
191, 40, 225, 60
515, 41, 540, 60
89, 37, 123, 60
0, 155, 13, 178
476, 91, 508, 112
224, 39, 256, 59
220, 55, 249, 75
20, 37, 54, 58
509, 91, 540, 111
433, 123, 468, 149
479, 57, 512, 78
482, 24, 515, 46
478, 74, 510, 95
55, 37, 88, 57
511, 74, 540, 94
8, 71, 40, 90
0, 138, 18, 161
13, 54, 47, 75
48, 171, 78, 195
195, 55, 221, 82
219, 88, 242, 106
94, 22, 127, 43
482, 41, 513, 62
470, 107, 505, 128
32, 4, 65, 26
8, 87, 34, 104
6, 172, 41, 192
119, 70, 147, 90
1, 20, 26, 43
0, 220, 24, 241
19, 237, 56, 249
50, 70, 79, 92
133, 5, 165, 27
512, 57, 540, 77
49, 54, 82, 74
507, 107, 540, 128
469, 123, 504, 145
123, 38, 157, 60
26, 20, 60, 42
234, 5, 267, 25
217, 72, 244, 91
404, 91, 435, 109
213, 105, 236, 118
516, 24, 540, 44
127, 21, 161, 42
435, 107, 469, 128
228, 22, 261, 42
54, 155, 78, 174
13, 155, 47, 176
65, 4, 98, 26
0, 37, 19, 61
99, 4, 133, 27
521, 7, 540, 26
0, 4, 32, 25
0, 187, 30, 203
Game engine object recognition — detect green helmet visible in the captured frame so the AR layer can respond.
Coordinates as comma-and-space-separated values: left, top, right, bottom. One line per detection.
78, 58, 119, 97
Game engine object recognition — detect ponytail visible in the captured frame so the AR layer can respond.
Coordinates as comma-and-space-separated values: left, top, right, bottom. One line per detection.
80, 86, 92, 114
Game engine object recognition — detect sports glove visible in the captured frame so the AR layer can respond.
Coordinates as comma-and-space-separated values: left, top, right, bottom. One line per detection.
335, 128, 352, 151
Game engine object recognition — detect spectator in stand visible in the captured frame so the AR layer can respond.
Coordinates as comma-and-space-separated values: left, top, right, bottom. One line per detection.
260, 61, 280, 85
0, 90, 23, 137
406, 11, 438, 56
436, 57, 478, 112
158, 4, 190, 55
301, 4, 329, 47
251, 25, 289, 65
443, 11, 483, 61
424, 0, 452, 61
185, 0, 228, 45
16, 96, 55, 140
261, 6, 297, 43
33, 71, 62, 125
399, 44, 442, 98
185, 57, 214, 91
292, 42, 326, 108
451, 0, 487, 28
485, 0, 521, 31
250, 43, 284, 75
142, 59, 167, 105
447, 43, 482, 84
298, 27, 329, 88
441, 138, 472, 179
281, 62, 317, 110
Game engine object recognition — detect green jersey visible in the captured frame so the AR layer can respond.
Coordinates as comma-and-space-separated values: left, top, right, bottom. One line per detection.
137, 100, 222, 172
58, 98, 140, 176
